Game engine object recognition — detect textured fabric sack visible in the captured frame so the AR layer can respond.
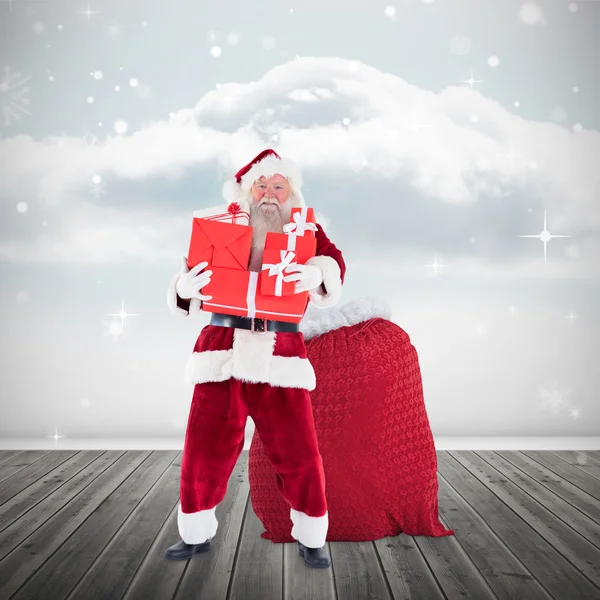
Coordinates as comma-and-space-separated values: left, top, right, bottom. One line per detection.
248, 297, 455, 542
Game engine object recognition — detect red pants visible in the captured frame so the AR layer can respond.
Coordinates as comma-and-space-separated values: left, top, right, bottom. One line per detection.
178, 378, 329, 547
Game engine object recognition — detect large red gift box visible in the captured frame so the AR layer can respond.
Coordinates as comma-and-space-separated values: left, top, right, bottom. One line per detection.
201, 268, 309, 323
187, 218, 252, 271
188, 204, 317, 322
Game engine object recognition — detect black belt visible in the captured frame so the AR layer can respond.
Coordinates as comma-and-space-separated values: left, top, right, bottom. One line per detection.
210, 312, 300, 333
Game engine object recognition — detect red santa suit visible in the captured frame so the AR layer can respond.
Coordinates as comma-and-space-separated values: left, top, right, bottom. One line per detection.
166, 150, 346, 549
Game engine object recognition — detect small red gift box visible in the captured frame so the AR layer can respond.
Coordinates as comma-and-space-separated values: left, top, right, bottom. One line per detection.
260, 231, 316, 297
202, 268, 309, 323
193, 202, 250, 226
261, 248, 298, 297
282, 207, 317, 237
187, 218, 252, 271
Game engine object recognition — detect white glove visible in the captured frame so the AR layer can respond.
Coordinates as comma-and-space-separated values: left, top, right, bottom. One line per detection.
283, 263, 324, 294
175, 255, 213, 301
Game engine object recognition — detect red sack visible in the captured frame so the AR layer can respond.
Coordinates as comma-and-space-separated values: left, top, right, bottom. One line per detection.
248, 297, 454, 542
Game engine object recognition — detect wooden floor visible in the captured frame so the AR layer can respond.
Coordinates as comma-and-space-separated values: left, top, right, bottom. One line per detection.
0, 449, 599, 600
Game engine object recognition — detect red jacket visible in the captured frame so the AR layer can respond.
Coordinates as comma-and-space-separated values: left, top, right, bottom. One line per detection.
167, 223, 345, 390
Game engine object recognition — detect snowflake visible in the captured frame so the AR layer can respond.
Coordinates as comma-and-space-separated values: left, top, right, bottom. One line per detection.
262, 37, 276, 50
90, 174, 105, 198
538, 380, 572, 417
0, 66, 32, 126
136, 83, 152, 100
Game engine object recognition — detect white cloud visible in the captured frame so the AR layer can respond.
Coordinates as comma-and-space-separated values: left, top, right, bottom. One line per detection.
0, 56, 598, 277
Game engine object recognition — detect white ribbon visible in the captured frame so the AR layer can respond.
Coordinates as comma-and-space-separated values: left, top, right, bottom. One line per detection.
246, 271, 258, 318
262, 250, 296, 296
282, 207, 317, 237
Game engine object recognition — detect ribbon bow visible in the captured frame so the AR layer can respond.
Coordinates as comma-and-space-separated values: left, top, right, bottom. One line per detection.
282, 209, 318, 236
262, 250, 296, 296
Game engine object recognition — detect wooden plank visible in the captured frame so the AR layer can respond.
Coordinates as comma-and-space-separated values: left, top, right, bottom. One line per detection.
548, 451, 600, 468
226, 481, 283, 600
285, 535, 335, 599
0, 450, 151, 598
588, 452, 600, 463
330, 539, 391, 600
457, 452, 600, 597
550, 452, 600, 480
0, 451, 125, 562
0, 451, 79, 505
0, 452, 24, 468
521, 451, 600, 501
0, 450, 105, 532
576, 452, 600, 468
124, 449, 250, 600
63, 451, 181, 600
452, 451, 600, 589
373, 533, 445, 600
440, 451, 600, 600
495, 451, 600, 529
486, 451, 600, 549
405, 464, 496, 600
0, 450, 54, 485
9, 451, 177, 600
434, 465, 551, 600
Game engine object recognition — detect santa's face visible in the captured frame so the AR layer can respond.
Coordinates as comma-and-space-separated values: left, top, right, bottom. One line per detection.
248, 174, 292, 233
246, 174, 293, 267
250, 174, 291, 208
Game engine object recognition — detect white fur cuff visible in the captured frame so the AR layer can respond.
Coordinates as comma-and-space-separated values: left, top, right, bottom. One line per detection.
306, 255, 342, 309
177, 504, 218, 544
290, 508, 328, 548
166, 273, 202, 317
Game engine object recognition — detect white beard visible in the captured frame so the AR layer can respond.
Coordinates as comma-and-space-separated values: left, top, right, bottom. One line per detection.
247, 198, 293, 271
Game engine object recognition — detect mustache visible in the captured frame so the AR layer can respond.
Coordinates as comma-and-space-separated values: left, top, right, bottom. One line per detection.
259, 198, 279, 206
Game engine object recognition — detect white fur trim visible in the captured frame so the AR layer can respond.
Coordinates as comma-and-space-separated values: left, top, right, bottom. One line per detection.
269, 356, 316, 390
184, 346, 316, 390
239, 155, 302, 193
177, 503, 218, 544
300, 296, 392, 341
185, 349, 233, 382
306, 255, 342, 309
166, 273, 202, 317
232, 329, 276, 382
221, 179, 251, 213
290, 508, 328, 548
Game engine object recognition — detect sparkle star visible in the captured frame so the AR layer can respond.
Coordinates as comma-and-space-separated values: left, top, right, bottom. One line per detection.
79, 3, 99, 23
517, 210, 571, 264
106, 297, 139, 331
501, 143, 524, 165
407, 111, 435, 132
565, 310, 577, 323
425, 253, 446, 276
459, 69, 483, 89
47, 425, 65, 447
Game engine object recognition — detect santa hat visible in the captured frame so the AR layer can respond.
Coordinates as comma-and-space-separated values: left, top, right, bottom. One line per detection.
222, 149, 305, 212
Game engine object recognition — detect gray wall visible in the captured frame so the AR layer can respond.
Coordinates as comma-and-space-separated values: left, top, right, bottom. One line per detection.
1, 0, 598, 441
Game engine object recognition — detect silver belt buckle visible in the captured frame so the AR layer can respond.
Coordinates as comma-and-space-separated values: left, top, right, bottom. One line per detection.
250, 318, 268, 334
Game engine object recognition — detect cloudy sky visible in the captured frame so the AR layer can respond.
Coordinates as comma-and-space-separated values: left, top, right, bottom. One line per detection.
0, 0, 599, 444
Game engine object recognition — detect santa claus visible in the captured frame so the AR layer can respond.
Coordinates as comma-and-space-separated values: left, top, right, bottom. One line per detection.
165, 149, 346, 568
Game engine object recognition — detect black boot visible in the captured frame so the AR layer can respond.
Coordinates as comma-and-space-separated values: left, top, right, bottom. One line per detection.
164, 538, 211, 560
297, 541, 331, 568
